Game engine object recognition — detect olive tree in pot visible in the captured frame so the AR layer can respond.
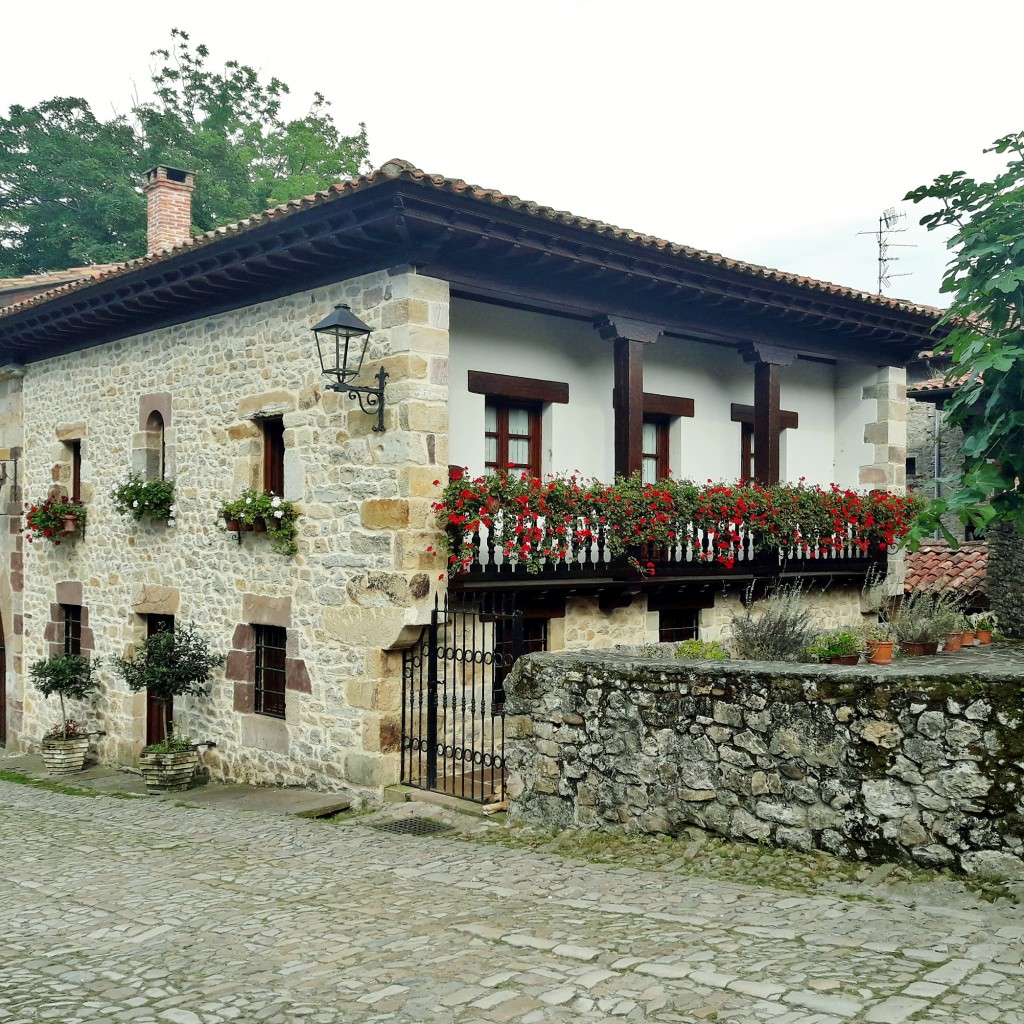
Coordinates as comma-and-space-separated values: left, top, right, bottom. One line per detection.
111, 623, 224, 793
29, 654, 101, 775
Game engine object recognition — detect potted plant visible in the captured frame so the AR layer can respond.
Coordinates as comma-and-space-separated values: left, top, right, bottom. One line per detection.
960, 612, 977, 647
974, 615, 995, 644
111, 623, 225, 793
110, 472, 176, 525
217, 488, 299, 555
806, 629, 863, 665
29, 654, 100, 774
23, 495, 87, 545
891, 591, 943, 655
863, 622, 895, 665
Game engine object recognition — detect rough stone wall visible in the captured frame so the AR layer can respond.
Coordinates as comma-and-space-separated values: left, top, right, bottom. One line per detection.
562, 597, 653, 649
987, 524, 1024, 638
906, 398, 968, 542
14, 267, 449, 796
0, 367, 24, 743
505, 651, 1024, 879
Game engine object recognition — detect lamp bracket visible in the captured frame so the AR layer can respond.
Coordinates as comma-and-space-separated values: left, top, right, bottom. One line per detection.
326, 366, 389, 433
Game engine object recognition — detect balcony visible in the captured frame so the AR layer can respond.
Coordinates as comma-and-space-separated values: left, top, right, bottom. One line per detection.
437, 474, 910, 591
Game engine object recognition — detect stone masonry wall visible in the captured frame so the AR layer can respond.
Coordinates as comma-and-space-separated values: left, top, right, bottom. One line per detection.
13, 266, 450, 797
505, 651, 1024, 879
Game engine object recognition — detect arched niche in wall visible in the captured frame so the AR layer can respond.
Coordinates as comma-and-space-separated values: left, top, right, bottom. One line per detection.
133, 394, 175, 481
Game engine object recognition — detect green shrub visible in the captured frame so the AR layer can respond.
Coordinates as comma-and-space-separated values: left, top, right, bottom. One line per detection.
730, 582, 815, 661
675, 638, 729, 660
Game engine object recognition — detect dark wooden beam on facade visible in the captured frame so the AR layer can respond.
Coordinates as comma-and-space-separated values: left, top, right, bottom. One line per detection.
467, 369, 569, 404
754, 361, 781, 485
645, 393, 695, 418
612, 338, 645, 477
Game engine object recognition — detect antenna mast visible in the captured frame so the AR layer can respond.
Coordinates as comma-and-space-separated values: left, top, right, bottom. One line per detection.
858, 207, 915, 294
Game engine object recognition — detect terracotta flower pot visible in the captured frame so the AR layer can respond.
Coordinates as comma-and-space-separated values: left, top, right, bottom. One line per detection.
252, 517, 267, 533
944, 632, 963, 652
901, 641, 936, 656
224, 516, 240, 532
976, 629, 992, 645
829, 655, 860, 665
63, 516, 79, 534
961, 630, 976, 647
867, 640, 894, 665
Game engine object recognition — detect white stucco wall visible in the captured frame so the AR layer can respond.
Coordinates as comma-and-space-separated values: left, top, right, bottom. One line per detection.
450, 298, 874, 490
449, 300, 614, 479
834, 362, 878, 487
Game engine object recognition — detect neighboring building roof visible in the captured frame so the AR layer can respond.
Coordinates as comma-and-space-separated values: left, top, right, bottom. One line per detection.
904, 539, 988, 598
0, 158, 951, 363
907, 372, 976, 404
0, 266, 122, 309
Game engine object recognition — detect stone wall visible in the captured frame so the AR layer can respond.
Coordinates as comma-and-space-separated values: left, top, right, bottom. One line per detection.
12, 266, 450, 796
505, 651, 1024, 878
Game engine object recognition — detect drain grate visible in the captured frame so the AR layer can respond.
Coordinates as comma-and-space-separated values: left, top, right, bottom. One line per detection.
367, 817, 455, 837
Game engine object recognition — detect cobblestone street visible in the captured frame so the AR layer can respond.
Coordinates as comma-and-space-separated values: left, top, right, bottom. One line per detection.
2, 780, 1023, 1024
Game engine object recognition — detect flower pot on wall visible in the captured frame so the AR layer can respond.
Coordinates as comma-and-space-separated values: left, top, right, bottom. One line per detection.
41, 736, 90, 775
223, 516, 240, 532
944, 632, 963, 652
829, 655, 860, 666
139, 748, 199, 793
976, 629, 993, 644
961, 630, 976, 647
867, 641, 894, 665
252, 517, 267, 533
63, 516, 79, 535
901, 641, 937, 657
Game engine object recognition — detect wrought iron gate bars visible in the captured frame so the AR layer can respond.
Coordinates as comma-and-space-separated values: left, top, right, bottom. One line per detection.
401, 592, 520, 803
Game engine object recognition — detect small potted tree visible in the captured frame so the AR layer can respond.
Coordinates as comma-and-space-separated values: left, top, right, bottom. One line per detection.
29, 654, 101, 775
111, 623, 224, 793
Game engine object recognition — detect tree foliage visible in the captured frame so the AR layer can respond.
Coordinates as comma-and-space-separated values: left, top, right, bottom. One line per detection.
0, 30, 369, 276
904, 132, 1024, 544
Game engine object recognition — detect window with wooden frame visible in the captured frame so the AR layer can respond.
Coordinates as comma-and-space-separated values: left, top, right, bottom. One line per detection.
642, 417, 670, 484
740, 422, 755, 482
469, 370, 569, 478
62, 604, 82, 657
658, 608, 699, 644
67, 440, 82, 502
485, 401, 541, 476
254, 624, 287, 719
261, 417, 285, 497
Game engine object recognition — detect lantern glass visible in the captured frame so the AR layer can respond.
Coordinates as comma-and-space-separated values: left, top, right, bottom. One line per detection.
311, 304, 373, 390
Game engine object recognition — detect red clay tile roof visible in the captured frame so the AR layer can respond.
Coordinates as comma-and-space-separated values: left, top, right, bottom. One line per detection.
0, 158, 947, 323
904, 540, 988, 596
907, 373, 974, 396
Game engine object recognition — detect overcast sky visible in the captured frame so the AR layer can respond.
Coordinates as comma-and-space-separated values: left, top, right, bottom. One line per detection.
5, 0, 1022, 309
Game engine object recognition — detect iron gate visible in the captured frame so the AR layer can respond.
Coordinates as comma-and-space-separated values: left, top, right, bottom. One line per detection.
401, 592, 523, 803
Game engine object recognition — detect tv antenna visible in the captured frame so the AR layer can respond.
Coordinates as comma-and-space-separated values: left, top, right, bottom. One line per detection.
858, 207, 915, 295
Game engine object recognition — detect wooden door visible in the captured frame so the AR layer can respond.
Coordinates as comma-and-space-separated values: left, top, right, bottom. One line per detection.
145, 615, 174, 744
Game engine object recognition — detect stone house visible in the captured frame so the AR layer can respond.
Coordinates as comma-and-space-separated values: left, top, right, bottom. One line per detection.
0, 159, 945, 798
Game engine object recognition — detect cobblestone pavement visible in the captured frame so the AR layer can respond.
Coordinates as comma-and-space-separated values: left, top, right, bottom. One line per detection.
3, 782, 1024, 1024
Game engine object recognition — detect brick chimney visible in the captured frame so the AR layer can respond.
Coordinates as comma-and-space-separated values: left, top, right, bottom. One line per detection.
142, 166, 195, 255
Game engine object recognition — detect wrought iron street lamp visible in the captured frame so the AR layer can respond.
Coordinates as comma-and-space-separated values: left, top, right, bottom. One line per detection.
311, 304, 389, 432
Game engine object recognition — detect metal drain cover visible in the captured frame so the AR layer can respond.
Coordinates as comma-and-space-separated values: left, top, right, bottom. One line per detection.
368, 817, 454, 837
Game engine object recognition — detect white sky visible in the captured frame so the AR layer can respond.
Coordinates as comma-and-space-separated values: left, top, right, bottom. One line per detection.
4, 0, 1022, 309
